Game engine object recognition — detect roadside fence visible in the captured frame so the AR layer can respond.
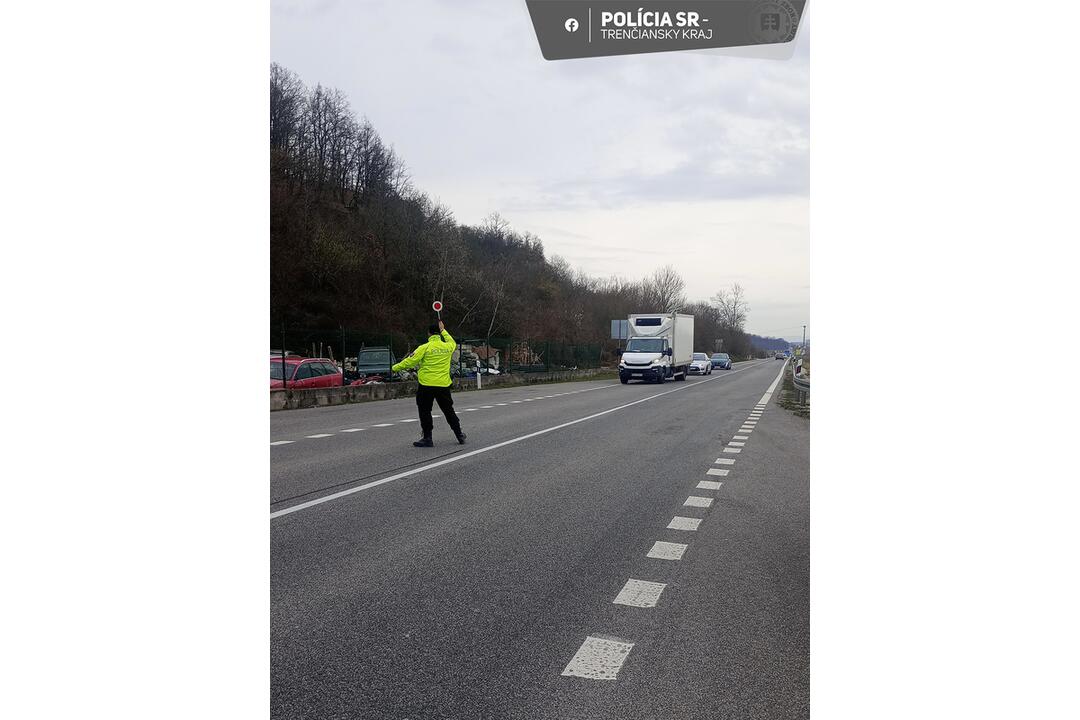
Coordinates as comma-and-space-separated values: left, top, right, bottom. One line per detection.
270, 323, 608, 380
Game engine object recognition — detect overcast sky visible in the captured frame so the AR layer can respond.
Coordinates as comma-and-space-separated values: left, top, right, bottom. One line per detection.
272, 0, 809, 340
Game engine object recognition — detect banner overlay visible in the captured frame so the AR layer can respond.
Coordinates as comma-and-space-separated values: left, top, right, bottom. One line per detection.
525, 1, 806, 60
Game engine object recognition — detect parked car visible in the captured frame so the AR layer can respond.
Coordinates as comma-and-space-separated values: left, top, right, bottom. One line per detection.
270, 357, 343, 389
344, 347, 398, 384
710, 352, 732, 370
688, 352, 713, 375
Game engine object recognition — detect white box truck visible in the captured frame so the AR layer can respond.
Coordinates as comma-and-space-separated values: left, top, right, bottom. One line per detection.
617, 313, 695, 384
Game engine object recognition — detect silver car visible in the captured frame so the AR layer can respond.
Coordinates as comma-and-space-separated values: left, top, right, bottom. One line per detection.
688, 352, 712, 375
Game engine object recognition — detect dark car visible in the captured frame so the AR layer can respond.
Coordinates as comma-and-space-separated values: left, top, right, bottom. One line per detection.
344, 346, 398, 384
710, 352, 732, 370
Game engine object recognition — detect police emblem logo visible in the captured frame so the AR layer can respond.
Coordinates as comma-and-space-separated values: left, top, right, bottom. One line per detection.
750, 0, 800, 44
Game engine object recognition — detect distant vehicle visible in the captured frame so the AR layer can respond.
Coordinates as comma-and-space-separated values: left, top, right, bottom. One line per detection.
711, 352, 732, 370
775, 352, 786, 359
688, 352, 712, 375
270, 357, 343, 389
617, 312, 694, 384
345, 347, 398, 384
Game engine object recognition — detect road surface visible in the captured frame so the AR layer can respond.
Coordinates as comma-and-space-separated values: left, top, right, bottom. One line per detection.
271, 359, 808, 719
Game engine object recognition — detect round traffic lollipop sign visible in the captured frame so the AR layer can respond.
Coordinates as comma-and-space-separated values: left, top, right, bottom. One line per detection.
432, 300, 443, 317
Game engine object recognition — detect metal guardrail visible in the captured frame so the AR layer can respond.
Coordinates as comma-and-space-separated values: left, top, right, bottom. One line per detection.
791, 358, 809, 404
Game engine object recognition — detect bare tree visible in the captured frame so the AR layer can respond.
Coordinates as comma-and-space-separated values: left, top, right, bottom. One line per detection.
711, 283, 749, 331
643, 265, 686, 312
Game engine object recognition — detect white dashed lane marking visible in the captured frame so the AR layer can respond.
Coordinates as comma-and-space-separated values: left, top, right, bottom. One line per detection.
728, 441, 745, 447
647, 541, 688, 560
697, 480, 723, 490
723, 447, 741, 454
706, 468, 729, 477
399, 419, 418, 423
372, 423, 394, 427
612, 579, 666, 608
684, 496, 713, 508
269, 440, 294, 446
715, 458, 735, 465
667, 516, 702, 531
305, 433, 334, 439
733, 435, 749, 440
643, 539, 686, 561
340, 428, 363, 433
562, 636, 634, 680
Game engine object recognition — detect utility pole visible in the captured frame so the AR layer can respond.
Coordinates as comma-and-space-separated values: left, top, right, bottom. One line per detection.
802, 325, 806, 349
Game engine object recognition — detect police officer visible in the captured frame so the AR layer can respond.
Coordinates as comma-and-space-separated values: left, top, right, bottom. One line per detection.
392, 319, 466, 447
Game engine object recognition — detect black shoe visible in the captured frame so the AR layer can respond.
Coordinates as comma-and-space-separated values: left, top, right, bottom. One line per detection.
413, 436, 433, 447
455, 431, 467, 445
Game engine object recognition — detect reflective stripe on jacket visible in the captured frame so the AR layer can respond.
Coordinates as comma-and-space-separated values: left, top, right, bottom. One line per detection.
392, 330, 456, 387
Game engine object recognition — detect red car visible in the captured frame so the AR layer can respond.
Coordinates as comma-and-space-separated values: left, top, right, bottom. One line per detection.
270, 357, 343, 389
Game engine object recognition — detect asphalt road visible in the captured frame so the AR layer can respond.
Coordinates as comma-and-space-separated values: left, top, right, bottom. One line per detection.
271, 359, 809, 719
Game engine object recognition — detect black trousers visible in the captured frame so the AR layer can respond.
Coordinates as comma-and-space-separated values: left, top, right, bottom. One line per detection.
415, 384, 462, 437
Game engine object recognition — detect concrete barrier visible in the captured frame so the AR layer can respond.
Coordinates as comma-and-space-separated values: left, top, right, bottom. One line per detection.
270, 368, 618, 411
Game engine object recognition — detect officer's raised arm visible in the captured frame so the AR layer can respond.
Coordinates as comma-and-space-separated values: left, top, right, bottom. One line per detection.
438, 319, 456, 350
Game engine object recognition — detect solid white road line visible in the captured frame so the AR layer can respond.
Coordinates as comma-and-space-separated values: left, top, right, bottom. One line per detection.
715, 458, 735, 465
562, 636, 634, 680
667, 516, 702, 531
723, 447, 741, 454
613, 579, 667, 608
684, 496, 713, 508
270, 440, 294, 446
305, 434, 334, 439
706, 468, 729, 476
757, 363, 788, 405
697, 480, 723, 490
647, 541, 688, 560
270, 363, 770, 519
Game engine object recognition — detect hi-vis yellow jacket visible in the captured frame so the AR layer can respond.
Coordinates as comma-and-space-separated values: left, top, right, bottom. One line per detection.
392, 330, 457, 387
